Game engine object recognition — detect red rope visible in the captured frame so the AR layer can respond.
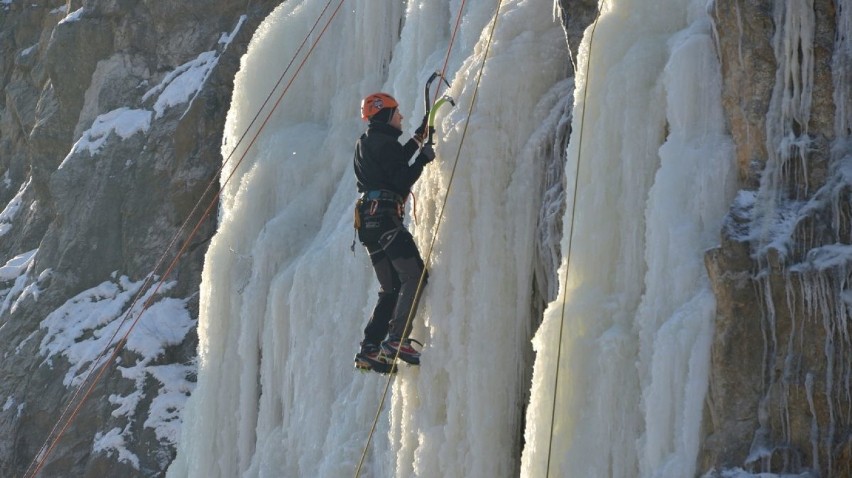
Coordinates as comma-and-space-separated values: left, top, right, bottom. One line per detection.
436, 0, 466, 101
23, 1, 347, 476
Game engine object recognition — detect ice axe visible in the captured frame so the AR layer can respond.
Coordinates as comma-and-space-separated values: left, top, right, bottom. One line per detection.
423, 71, 455, 146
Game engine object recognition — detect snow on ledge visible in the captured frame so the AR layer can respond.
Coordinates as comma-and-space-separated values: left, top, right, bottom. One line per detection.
37, 273, 197, 463
59, 108, 152, 169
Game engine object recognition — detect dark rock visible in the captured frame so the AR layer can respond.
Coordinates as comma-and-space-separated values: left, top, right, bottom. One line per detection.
0, 1, 279, 476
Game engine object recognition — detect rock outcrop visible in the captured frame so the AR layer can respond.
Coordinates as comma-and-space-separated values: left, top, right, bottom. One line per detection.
703, 0, 852, 476
0, 1, 277, 476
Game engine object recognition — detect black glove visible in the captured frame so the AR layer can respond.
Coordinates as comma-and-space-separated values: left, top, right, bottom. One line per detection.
419, 144, 436, 165
413, 114, 429, 143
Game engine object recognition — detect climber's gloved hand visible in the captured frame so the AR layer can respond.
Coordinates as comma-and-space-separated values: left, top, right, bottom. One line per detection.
413, 114, 429, 144
419, 144, 436, 165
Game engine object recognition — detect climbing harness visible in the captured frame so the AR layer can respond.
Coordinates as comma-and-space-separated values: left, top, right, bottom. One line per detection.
544, 2, 607, 478
362, 189, 405, 202
23, 2, 349, 477
353, 0, 506, 475
351, 189, 407, 252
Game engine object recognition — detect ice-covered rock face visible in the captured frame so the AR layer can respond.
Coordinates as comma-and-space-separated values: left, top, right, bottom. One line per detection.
705, 0, 852, 476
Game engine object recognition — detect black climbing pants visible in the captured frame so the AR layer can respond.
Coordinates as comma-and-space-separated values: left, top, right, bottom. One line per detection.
357, 199, 427, 346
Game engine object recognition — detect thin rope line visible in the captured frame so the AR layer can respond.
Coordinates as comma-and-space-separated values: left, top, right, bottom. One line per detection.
435, 0, 466, 99
544, 2, 605, 477
354, 0, 504, 475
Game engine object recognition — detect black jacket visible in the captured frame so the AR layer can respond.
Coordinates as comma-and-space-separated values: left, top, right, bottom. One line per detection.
354, 122, 430, 198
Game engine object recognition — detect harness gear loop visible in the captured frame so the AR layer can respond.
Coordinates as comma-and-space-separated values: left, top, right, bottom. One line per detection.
351, 200, 362, 253
353, 199, 362, 229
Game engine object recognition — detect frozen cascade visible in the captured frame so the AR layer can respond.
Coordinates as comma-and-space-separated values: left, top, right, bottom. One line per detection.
746, 0, 816, 263
168, 1, 569, 477
521, 0, 736, 477
753, 2, 818, 468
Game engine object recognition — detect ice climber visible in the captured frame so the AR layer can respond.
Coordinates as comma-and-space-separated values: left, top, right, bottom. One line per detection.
353, 92, 435, 374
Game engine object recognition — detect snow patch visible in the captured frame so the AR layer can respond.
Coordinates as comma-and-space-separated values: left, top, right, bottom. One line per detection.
144, 363, 196, 444
57, 7, 86, 25
38, 274, 192, 385
143, 17, 244, 120
60, 108, 152, 169
93, 427, 141, 469
15, 330, 38, 355
37, 273, 196, 463
143, 51, 219, 119
58, 7, 84, 24
2, 396, 13, 412
19, 43, 37, 57
219, 15, 246, 46
0, 249, 38, 317
0, 249, 36, 282
0, 179, 31, 238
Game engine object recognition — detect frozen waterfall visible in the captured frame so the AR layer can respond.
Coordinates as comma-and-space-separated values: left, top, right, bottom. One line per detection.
167, 0, 736, 477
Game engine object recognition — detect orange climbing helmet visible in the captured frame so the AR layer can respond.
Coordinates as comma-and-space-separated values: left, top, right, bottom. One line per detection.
360, 92, 398, 121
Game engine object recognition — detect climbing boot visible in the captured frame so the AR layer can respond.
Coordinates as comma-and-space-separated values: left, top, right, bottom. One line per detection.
380, 336, 422, 365
355, 342, 397, 374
